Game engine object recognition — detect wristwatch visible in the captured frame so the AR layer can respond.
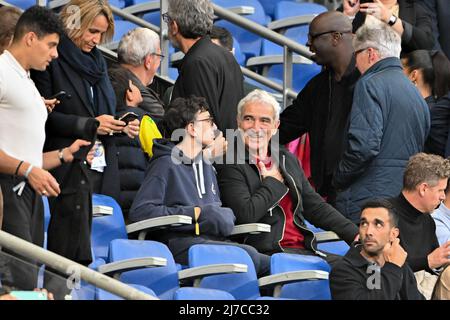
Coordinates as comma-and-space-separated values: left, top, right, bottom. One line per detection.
387, 14, 398, 26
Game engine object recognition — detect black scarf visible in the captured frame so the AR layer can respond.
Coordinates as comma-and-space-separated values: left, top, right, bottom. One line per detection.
58, 35, 116, 116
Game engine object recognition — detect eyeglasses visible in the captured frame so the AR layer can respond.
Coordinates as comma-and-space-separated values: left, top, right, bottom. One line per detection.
307, 30, 352, 44
151, 53, 165, 60
194, 117, 215, 126
354, 47, 369, 57
162, 12, 172, 24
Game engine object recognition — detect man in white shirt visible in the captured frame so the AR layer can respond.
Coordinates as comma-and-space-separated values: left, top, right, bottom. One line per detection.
0, 6, 90, 291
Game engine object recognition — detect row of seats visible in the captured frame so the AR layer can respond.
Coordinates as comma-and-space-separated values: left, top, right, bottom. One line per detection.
43, 194, 347, 300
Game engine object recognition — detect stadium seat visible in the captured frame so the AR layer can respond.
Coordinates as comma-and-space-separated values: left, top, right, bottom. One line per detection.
213, 0, 267, 59
270, 253, 331, 299
187, 244, 328, 300
7, 0, 44, 10
173, 287, 235, 300
96, 284, 157, 300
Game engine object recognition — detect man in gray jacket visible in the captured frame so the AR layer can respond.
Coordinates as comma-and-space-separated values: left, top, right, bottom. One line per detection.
333, 17, 430, 224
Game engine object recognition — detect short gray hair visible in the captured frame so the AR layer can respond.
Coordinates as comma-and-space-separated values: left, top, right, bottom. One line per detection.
353, 15, 401, 59
237, 90, 281, 122
168, 0, 214, 39
403, 153, 450, 191
117, 27, 160, 66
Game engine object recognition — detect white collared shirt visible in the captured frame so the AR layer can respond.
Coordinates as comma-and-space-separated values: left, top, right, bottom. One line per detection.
0, 50, 47, 168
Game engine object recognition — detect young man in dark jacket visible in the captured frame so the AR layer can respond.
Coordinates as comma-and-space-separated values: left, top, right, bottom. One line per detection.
129, 96, 270, 276
217, 90, 358, 266
330, 199, 424, 300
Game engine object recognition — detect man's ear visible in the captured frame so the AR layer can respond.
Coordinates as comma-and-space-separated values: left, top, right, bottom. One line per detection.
171, 20, 179, 36
144, 54, 152, 70
418, 183, 427, 197
24, 31, 36, 47
409, 69, 419, 83
390, 227, 400, 241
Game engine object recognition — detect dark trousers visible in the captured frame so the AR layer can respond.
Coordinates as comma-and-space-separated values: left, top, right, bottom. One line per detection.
0, 174, 44, 290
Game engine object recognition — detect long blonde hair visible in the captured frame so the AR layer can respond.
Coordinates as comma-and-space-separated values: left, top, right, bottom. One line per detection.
59, 0, 114, 46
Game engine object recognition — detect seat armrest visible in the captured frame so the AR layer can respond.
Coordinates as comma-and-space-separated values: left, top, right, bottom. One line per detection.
315, 231, 341, 243
126, 215, 192, 240
258, 270, 329, 297
230, 223, 271, 236
97, 257, 167, 279
246, 55, 313, 68
268, 14, 317, 32
178, 264, 248, 287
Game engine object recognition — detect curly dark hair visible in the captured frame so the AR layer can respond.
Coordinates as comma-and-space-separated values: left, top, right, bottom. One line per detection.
163, 96, 209, 139
13, 5, 64, 42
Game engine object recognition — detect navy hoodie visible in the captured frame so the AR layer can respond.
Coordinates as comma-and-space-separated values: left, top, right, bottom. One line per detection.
129, 139, 235, 238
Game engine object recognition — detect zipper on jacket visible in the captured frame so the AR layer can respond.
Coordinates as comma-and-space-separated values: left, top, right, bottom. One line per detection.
281, 155, 326, 257
254, 162, 288, 217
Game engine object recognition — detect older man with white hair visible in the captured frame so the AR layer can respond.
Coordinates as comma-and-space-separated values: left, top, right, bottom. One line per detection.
332, 17, 430, 224
217, 90, 358, 265
109, 27, 165, 119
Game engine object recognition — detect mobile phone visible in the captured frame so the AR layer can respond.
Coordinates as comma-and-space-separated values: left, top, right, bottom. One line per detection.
116, 112, 139, 124
10, 291, 48, 300
48, 90, 69, 100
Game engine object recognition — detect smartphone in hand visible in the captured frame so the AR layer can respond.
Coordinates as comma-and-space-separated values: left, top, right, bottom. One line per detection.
116, 112, 139, 125
48, 90, 70, 100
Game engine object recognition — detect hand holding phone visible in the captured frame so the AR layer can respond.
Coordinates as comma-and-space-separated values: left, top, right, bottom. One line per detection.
48, 90, 70, 101
116, 112, 139, 125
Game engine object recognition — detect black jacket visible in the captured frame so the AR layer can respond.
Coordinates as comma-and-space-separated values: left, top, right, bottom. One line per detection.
345, 0, 435, 54
31, 51, 120, 201
330, 244, 424, 300
279, 58, 360, 196
424, 94, 450, 157
217, 142, 358, 255
423, 0, 450, 59
171, 36, 244, 132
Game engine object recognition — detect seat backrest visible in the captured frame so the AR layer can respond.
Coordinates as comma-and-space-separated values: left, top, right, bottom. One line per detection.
274, 1, 328, 20
91, 194, 128, 260
267, 62, 321, 92
9, 0, 45, 10
109, 239, 180, 300
173, 287, 235, 300
271, 253, 331, 300
188, 244, 261, 300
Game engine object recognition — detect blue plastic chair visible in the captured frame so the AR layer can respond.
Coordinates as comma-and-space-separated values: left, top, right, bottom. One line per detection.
8, 0, 44, 10
173, 287, 235, 300
304, 220, 350, 256
271, 253, 331, 300
96, 284, 157, 300
213, 0, 267, 59
187, 244, 266, 300
112, 20, 139, 43
267, 62, 321, 92
91, 193, 129, 261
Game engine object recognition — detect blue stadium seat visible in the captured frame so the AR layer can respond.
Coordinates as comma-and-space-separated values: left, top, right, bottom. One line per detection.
187, 244, 269, 300
267, 62, 321, 92
91, 193, 128, 261
270, 253, 331, 300
213, 0, 267, 59
96, 284, 156, 300
173, 287, 235, 300
112, 20, 139, 43
8, 0, 44, 10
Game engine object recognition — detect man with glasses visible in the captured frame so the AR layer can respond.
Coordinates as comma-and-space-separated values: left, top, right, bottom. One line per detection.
333, 17, 430, 224
163, 0, 244, 133
129, 96, 270, 276
110, 27, 165, 120
108, 27, 166, 220
279, 11, 360, 207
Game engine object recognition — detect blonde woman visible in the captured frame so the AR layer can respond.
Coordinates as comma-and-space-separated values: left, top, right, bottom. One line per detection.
31, 0, 139, 278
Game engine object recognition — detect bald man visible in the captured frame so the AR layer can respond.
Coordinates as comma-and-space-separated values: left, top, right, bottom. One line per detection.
279, 11, 360, 206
